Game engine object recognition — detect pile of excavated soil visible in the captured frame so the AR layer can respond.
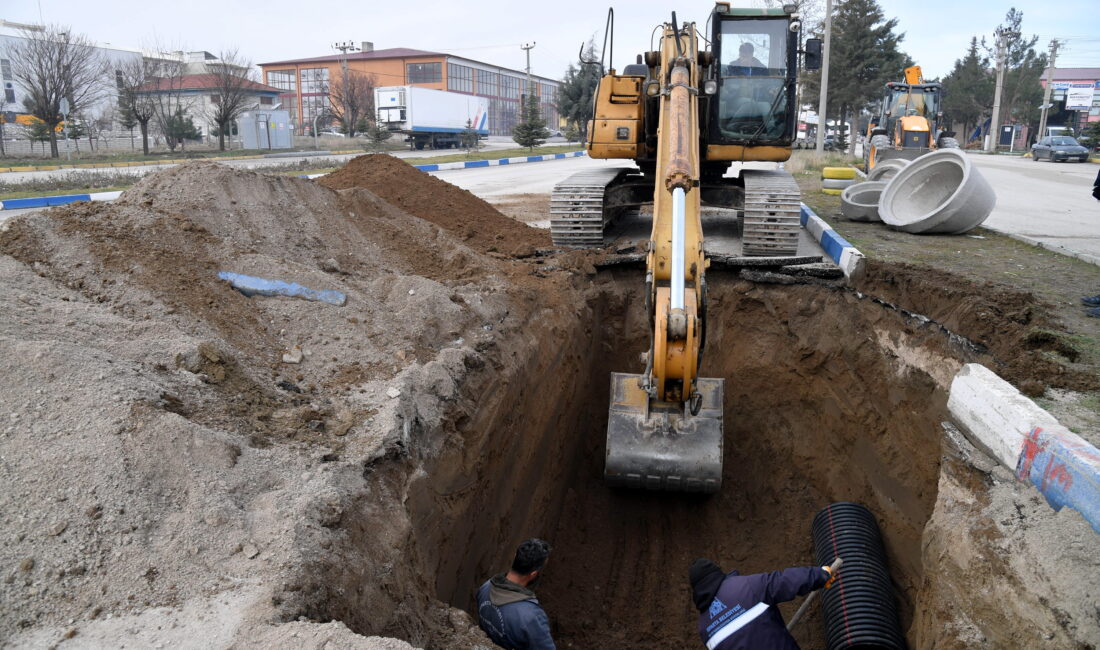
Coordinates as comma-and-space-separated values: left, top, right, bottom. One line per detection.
1, 158, 1096, 649
0, 160, 571, 647
319, 154, 550, 258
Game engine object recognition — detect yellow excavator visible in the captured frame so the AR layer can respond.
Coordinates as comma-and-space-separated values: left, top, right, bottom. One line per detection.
551, 3, 821, 492
864, 65, 958, 172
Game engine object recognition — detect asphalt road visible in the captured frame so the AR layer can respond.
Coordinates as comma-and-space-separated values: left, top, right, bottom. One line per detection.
968, 153, 1100, 261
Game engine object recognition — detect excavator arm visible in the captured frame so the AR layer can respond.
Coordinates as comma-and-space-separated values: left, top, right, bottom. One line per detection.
605, 17, 725, 493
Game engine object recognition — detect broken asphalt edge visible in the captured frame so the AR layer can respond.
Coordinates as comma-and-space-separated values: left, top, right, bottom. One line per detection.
0, 151, 590, 210
948, 363, 1100, 535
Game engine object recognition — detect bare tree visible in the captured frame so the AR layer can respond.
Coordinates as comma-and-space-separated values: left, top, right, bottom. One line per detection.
116, 56, 160, 155
329, 68, 376, 137
206, 49, 256, 151
146, 54, 194, 152
3, 25, 107, 158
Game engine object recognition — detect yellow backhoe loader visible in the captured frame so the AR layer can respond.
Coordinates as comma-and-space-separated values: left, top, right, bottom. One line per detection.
864, 65, 958, 172
551, 3, 821, 492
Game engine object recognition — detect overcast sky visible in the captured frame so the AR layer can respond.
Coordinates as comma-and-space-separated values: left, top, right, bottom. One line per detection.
5, 0, 1099, 80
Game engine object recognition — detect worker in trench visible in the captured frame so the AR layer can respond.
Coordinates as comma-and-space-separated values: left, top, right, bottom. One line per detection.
689, 558, 837, 649
476, 538, 556, 650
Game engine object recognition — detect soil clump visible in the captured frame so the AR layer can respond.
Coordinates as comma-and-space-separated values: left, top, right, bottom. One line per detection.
319, 154, 549, 258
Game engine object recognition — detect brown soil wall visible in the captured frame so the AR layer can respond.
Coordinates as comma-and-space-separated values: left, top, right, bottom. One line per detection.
297, 272, 951, 649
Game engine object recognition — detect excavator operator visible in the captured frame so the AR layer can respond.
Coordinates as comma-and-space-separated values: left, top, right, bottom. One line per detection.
689, 558, 838, 649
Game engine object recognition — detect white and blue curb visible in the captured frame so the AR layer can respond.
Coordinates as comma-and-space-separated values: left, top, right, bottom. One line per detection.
2, 151, 590, 209
800, 203, 865, 279
949, 363, 1100, 534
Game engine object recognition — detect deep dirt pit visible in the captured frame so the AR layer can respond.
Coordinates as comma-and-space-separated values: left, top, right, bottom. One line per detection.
302, 272, 950, 649
3, 157, 1096, 649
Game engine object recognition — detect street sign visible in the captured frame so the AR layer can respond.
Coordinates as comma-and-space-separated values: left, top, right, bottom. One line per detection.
59, 98, 70, 116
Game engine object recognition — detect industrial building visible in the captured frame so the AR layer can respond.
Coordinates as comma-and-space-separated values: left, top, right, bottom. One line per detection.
259, 43, 559, 136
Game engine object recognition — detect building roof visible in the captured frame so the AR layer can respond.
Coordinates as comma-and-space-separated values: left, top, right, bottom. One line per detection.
259, 47, 558, 84
1042, 67, 1100, 81
138, 74, 281, 94
260, 47, 443, 67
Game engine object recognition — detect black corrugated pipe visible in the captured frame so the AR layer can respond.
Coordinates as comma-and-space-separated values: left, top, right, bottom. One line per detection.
811, 502, 906, 650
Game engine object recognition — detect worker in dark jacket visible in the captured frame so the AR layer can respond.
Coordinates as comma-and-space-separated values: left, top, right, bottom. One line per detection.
689, 558, 836, 650
477, 538, 555, 650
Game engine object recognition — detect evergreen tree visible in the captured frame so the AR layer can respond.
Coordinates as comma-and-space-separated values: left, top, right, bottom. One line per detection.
363, 120, 392, 152
942, 38, 992, 144
27, 121, 52, 154
512, 92, 551, 150
163, 107, 201, 151
985, 9, 1045, 133
802, 0, 910, 150
459, 119, 481, 153
117, 99, 139, 150
556, 41, 603, 141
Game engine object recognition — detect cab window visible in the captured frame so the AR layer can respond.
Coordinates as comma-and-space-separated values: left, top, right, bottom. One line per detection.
717, 18, 789, 140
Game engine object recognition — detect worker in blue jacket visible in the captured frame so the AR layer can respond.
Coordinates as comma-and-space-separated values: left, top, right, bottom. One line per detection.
477, 538, 555, 650
689, 558, 837, 650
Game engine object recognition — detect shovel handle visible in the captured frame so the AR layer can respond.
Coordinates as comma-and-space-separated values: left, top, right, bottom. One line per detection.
786, 557, 843, 632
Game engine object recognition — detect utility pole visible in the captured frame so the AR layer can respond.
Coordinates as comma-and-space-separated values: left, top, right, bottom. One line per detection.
521, 42, 536, 104
986, 26, 1018, 152
815, 0, 832, 153
1036, 39, 1059, 142
332, 40, 359, 134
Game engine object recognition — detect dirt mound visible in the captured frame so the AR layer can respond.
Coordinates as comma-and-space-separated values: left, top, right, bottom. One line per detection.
857, 260, 1100, 396
0, 160, 567, 647
318, 154, 549, 258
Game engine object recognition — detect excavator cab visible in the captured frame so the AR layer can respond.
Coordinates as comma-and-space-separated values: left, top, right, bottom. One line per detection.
712, 12, 799, 144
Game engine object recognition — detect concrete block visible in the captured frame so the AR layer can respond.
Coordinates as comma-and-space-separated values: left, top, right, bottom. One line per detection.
948, 363, 1100, 533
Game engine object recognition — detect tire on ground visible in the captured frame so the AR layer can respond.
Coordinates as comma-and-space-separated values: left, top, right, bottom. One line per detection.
822, 177, 855, 190
822, 166, 858, 180
938, 136, 960, 149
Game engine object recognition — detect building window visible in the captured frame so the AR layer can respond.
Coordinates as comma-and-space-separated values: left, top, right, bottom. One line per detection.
500, 75, 520, 100
0, 59, 11, 81
448, 63, 473, 93
260, 96, 273, 105
210, 94, 221, 104
300, 68, 329, 93
407, 62, 441, 84
476, 69, 498, 97
4, 84, 14, 103
268, 69, 296, 92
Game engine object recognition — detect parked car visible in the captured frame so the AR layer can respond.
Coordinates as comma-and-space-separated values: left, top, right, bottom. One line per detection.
1031, 136, 1090, 163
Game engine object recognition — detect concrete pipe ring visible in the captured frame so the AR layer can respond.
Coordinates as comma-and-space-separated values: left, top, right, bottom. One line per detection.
878, 149, 996, 235
822, 178, 855, 191
867, 158, 909, 182
840, 181, 887, 222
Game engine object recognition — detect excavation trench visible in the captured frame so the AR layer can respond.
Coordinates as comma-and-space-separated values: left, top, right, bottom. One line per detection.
303, 271, 949, 649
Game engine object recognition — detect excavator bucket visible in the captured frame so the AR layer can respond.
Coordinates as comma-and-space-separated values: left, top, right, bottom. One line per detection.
604, 372, 725, 493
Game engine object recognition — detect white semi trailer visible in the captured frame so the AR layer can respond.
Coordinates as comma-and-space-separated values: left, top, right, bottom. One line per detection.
375, 85, 490, 150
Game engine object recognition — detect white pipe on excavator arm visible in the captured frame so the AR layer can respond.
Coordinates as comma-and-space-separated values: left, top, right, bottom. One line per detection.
671, 187, 686, 310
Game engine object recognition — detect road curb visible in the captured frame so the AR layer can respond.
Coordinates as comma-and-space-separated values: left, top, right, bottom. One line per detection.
983, 227, 1100, 267
800, 203, 865, 279
2, 151, 590, 210
948, 363, 1100, 534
